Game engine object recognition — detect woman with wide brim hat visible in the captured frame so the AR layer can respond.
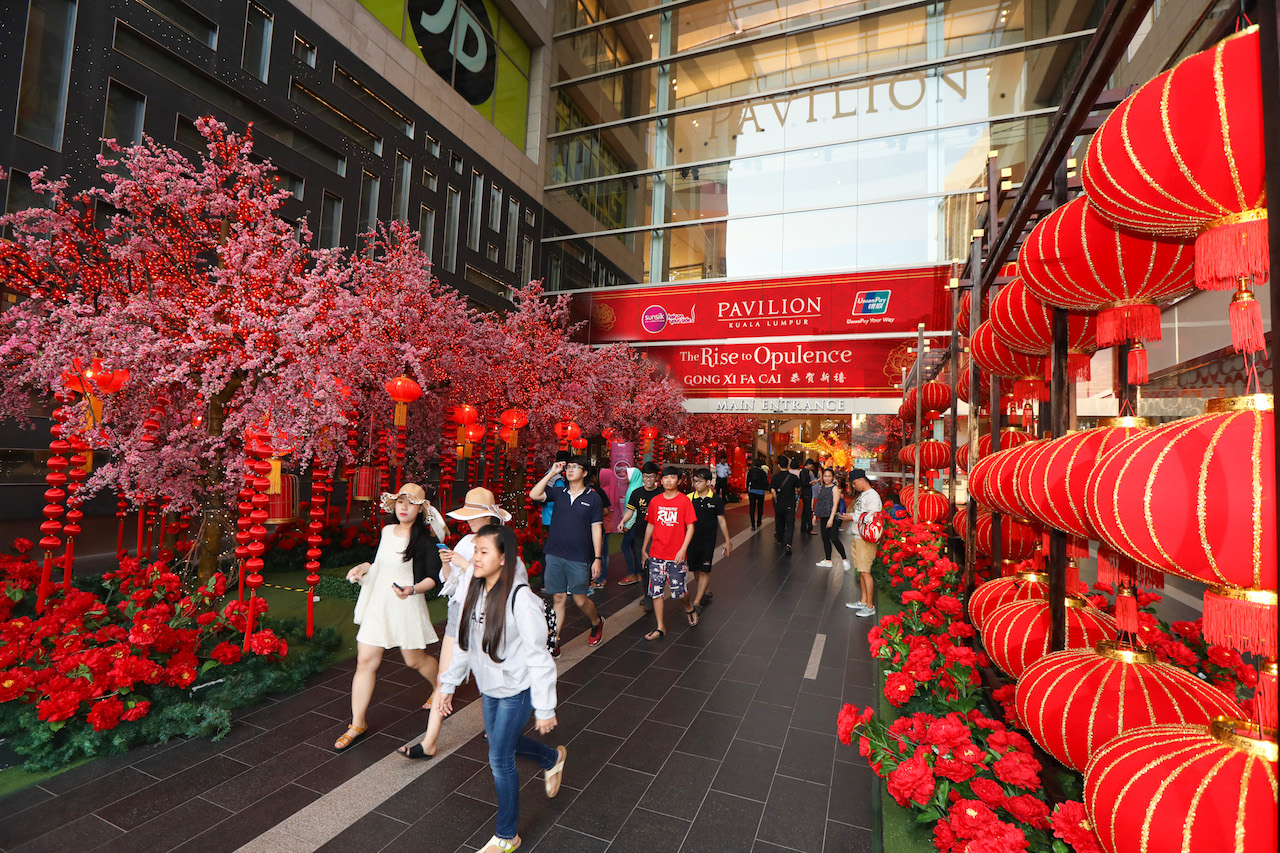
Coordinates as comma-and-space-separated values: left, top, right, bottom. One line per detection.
333, 483, 446, 751
397, 487, 529, 759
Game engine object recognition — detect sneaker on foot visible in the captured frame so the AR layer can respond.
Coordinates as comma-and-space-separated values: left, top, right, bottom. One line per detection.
785, 545, 792, 555
588, 618, 605, 646
842, 559, 851, 571
845, 602, 867, 611
815, 560, 833, 567
856, 606, 876, 618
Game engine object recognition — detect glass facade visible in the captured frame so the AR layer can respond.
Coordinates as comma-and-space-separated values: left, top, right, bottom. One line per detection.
546, 0, 1101, 287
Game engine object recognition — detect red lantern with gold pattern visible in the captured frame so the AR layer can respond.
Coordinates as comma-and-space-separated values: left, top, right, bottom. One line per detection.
1017, 643, 1242, 772
990, 278, 1097, 381
969, 442, 1039, 518
967, 571, 1049, 632
918, 381, 951, 419
1084, 719, 1277, 853
971, 322, 1047, 403
982, 597, 1117, 679
956, 290, 972, 336
265, 474, 299, 525
1087, 395, 1276, 655
911, 486, 949, 524
1019, 196, 1194, 347
975, 510, 1038, 562
976, 426, 1033, 459
1082, 28, 1267, 293
957, 355, 991, 408
916, 439, 950, 472
353, 465, 379, 501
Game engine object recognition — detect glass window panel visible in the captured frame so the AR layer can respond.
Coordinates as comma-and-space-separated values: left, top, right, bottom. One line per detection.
492, 53, 529, 149
358, 171, 380, 249
521, 236, 534, 285
392, 153, 411, 222
15, 0, 78, 150
444, 186, 461, 271
489, 184, 503, 231
419, 205, 436, 259
319, 192, 342, 248
468, 172, 483, 251
137, 0, 217, 47
293, 33, 316, 66
243, 3, 273, 82
334, 65, 414, 136
505, 198, 519, 270
103, 81, 146, 148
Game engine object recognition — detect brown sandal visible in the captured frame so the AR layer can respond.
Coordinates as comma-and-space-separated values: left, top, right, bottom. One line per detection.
334, 724, 367, 751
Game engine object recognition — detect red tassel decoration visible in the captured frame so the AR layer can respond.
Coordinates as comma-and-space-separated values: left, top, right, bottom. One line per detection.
1114, 586, 1140, 635
1013, 378, 1048, 405
1127, 342, 1149, 385
1068, 536, 1089, 559
1257, 660, 1277, 732
1096, 546, 1164, 590
1229, 280, 1266, 354
1067, 352, 1092, 382
1066, 558, 1081, 596
1097, 301, 1162, 347
1193, 211, 1269, 291
1202, 587, 1277, 658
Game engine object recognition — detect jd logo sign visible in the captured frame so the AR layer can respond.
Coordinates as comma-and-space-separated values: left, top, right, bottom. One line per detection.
408, 0, 496, 106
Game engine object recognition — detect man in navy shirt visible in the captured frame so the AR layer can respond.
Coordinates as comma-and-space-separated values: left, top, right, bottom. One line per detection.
531, 455, 606, 655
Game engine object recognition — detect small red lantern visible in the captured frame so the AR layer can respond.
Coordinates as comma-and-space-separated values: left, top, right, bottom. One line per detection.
464, 423, 487, 443
916, 439, 950, 472
967, 571, 1049, 631
957, 355, 991, 407
570, 436, 589, 450
1084, 719, 1278, 853
981, 597, 1116, 679
918, 381, 951, 419
385, 375, 422, 427
956, 290, 973, 336
1016, 643, 1242, 772
641, 426, 660, 441
976, 426, 1033, 459
911, 486, 949, 524
555, 421, 582, 442
452, 404, 479, 425
499, 408, 528, 429
265, 474, 299, 524
499, 426, 517, 446
353, 466, 379, 501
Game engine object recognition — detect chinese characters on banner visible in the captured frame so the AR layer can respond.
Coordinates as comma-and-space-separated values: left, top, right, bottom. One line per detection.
571, 267, 951, 399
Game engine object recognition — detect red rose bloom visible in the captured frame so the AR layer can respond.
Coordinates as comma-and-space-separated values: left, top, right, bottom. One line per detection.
837, 704, 873, 745
885, 747, 936, 807
120, 700, 151, 722
987, 729, 1033, 755
87, 695, 125, 731
992, 750, 1042, 790
0, 667, 32, 702
933, 817, 958, 853
969, 777, 1008, 807
967, 820, 1029, 853
924, 714, 971, 753
1003, 793, 1051, 829
37, 690, 83, 722
953, 742, 987, 765
211, 641, 243, 666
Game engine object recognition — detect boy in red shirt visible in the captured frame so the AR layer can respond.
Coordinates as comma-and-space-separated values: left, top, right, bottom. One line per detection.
641, 466, 696, 641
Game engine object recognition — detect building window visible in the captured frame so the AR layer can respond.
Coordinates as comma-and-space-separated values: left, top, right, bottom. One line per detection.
489, 184, 503, 231
358, 171, 380, 250
468, 171, 483, 252
290, 81, 382, 155
319, 192, 342, 248
505, 199, 519, 270
419, 206, 435, 260
391, 153, 411, 223
486, 243, 499, 263
443, 187, 460, 272
334, 65, 413, 137
15, 0, 78, 151
242, 3, 272, 82
102, 81, 145, 149
137, 0, 217, 48
292, 33, 315, 66
4, 170, 49, 240
450, 152, 463, 174
522, 236, 534, 285
427, 136, 440, 157
422, 169, 437, 191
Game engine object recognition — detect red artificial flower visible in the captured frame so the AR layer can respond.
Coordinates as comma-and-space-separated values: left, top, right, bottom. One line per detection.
247, 629, 285, 658
933, 817, 958, 853
953, 741, 988, 765
837, 704, 874, 745
13, 538, 34, 555
196, 612, 217, 627
211, 641, 243, 666
967, 820, 1030, 853
36, 690, 83, 722
1170, 620, 1201, 641
935, 595, 963, 617
0, 667, 32, 702
165, 652, 199, 688
987, 729, 1033, 756
1003, 793, 1051, 829
934, 755, 976, 783
924, 714, 972, 753
120, 699, 151, 722
884, 672, 917, 707
886, 747, 936, 807
1207, 645, 1243, 669
859, 736, 872, 759
87, 695, 125, 731
1050, 801, 1104, 853
947, 621, 976, 639
992, 750, 1042, 790
1237, 664, 1258, 688
969, 776, 1007, 807
949, 799, 999, 838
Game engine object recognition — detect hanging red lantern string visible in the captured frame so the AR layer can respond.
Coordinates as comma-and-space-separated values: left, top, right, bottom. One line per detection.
385, 375, 421, 489
234, 476, 254, 600
344, 422, 358, 519
523, 447, 535, 520
61, 434, 89, 586
37, 394, 72, 613
554, 420, 581, 451
305, 459, 330, 638
115, 496, 129, 558
243, 437, 273, 648
484, 418, 497, 489
376, 427, 391, 495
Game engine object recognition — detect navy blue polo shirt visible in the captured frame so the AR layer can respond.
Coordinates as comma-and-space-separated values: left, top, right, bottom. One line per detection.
543, 483, 604, 564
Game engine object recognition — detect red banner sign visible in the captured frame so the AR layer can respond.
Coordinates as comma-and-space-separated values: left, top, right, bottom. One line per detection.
575, 267, 950, 344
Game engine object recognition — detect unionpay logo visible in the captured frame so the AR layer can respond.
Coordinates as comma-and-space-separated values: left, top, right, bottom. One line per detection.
641, 305, 668, 333
853, 290, 891, 315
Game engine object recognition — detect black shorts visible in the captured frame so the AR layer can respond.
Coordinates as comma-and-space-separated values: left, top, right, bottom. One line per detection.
687, 540, 715, 572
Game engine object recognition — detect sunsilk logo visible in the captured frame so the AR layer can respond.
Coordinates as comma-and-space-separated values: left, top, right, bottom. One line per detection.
853, 290, 890, 315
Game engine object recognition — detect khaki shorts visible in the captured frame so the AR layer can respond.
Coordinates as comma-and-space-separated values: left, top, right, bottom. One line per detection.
852, 537, 877, 573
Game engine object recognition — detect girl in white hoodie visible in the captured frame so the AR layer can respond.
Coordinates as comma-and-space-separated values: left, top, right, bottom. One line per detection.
436, 525, 565, 853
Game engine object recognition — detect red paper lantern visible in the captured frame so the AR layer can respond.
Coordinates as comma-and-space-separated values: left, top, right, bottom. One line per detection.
969, 442, 1039, 518
981, 597, 1116, 679
499, 408, 528, 429
1087, 395, 1275, 654
451, 404, 479, 425
956, 290, 972, 336
911, 486, 949, 524
916, 439, 950, 472
498, 426, 516, 445
353, 465, 379, 501
1016, 643, 1242, 772
990, 278, 1097, 381
971, 322, 1047, 403
899, 484, 915, 512
384, 375, 422, 404
464, 423, 487, 443
1084, 719, 1278, 853
967, 571, 1049, 631
918, 381, 951, 419
1019, 196, 1194, 346
976, 426, 1032, 459
570, 436, 589, 450
1082, 28, 1267, 292
957, 355, 991, 407
897, 399, 915, 422
641, 426, 660, 441
975, 510, 1038, 562
554, 421, 582, 442
265, 474, 299, 525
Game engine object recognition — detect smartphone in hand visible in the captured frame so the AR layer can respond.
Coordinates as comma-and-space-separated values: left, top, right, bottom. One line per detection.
392, 582, 405, 592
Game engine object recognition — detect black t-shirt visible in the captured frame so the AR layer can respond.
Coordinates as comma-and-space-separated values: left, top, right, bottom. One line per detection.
689, 492, 725, 542
770, 471, 800, 508
798, 468, 814, 501
626, 486, 663, 530
746, 466, 769, 491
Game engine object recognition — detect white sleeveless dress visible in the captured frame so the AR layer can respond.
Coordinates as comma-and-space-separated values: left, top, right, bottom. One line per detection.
353, 526, 439, 649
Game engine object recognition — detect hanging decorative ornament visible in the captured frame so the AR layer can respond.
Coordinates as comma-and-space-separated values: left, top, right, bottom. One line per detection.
956, 290, 972, 337
918, 381, 952, 421
1081, 27, 1267, 292
990, 277, 1098, 381
37, 395, 72, 613
976, 427, 1033, 459
61, 434, 89, 585
971, 322, 1048, 403
969, 442, 1039, 518
975, 510, 1039, 563
353, 465, 379, 501
1016, 643, 1242, 772
384, 375, 422, 427
304, 460, 330, 638
981, 597, 1117, 679
910, 485, 949, 524
1084, 719, 1277, 853
967, 571, 1049, 632
1127, 340, 1149, 384
957, 354, 991, 408
265, 474, 299, 524
1087, 395, 1275, 655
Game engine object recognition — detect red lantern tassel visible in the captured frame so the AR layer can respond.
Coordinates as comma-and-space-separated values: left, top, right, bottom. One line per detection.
1229, 284, 1266, 354
1127, 343, 1149, 385
1114, 586, 1140, 635
36, 551, 54, 613
1012, 378, 1048, 405
1256, 661, 1277, 732
1067, 352, 1092, 382
1193, 212, 1269, 291
1068, 536, 1089, 559
1096, 301, 1161, 348
1203, 587, 1277, 658
1066, 559, 1080, 596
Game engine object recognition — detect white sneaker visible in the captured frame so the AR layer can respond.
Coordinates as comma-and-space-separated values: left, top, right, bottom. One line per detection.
856, 606, 876, 618
845, 602, 868, 611
842, 560, 851, 571
815, 560, 833, 567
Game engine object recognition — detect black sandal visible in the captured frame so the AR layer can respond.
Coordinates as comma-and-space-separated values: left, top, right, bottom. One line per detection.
644, 629, 666, 641
397, 743, 435, 759
686, 608, 699, 626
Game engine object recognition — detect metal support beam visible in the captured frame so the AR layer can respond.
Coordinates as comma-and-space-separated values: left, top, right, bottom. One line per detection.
1259, 0, 1280, 574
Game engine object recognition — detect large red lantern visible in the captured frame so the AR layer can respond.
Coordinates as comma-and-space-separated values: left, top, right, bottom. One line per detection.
570, 436, 589, 450
1019, 196, 1194, 347
463, 423, 487, 443
970, 322, 1047, 403
976, 426, 1032, 459
981, 597, 1116, 679
1016, 643, 1242, 772
1084, 719, 1277, 853
918, 381, 951, 419
451, 404, 479, 425
911, 486, 949, 524
990, 278, 1097, 381
265, 474, 299, 525
969, 442, 1039, 518
1082, 28, 1267, 293
957, 355, 991, 408
967, 571, 1049, 631
956, 290, 972, 336
975, 510, 1038, 562
916, 439, 950, 472
384, 375, 422, 426
1087, 395, 1276, 655
641, 426, 660, 441
499, 408, 528, 429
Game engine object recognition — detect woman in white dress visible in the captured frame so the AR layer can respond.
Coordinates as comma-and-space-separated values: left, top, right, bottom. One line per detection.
334, 483, 448, 751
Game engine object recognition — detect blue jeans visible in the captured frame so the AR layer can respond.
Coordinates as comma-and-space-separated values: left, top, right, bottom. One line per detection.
483, 689, 560, 841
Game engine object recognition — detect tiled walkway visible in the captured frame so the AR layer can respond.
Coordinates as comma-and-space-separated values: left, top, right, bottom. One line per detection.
0, 508, 879, 853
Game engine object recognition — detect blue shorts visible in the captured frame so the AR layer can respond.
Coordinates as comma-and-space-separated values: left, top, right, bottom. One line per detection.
647, 558, 688, 599
544, 554, 591, 595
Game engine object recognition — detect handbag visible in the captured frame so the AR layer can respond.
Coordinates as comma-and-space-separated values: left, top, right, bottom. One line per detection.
859, 511, 884, 543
